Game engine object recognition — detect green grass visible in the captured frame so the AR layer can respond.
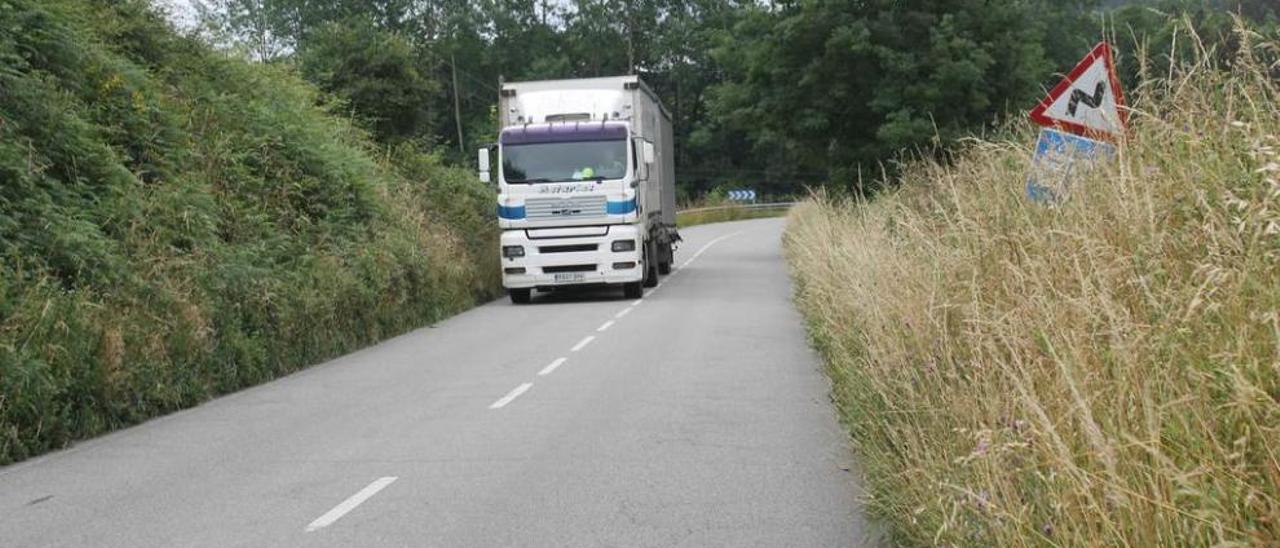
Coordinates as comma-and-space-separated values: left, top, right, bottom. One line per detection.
784, 24, 1280, 547
0, 0, 499, 465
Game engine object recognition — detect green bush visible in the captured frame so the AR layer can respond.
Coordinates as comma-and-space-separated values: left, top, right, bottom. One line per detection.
0, 0, 499, 464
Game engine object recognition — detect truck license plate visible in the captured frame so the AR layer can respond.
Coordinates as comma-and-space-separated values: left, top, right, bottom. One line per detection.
553, 272, 586, 283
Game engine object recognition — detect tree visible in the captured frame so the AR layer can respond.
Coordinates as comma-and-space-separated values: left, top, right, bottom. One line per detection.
706, 0, 1098, 192
187, 0, 1273, 197
298, 18, 441, 144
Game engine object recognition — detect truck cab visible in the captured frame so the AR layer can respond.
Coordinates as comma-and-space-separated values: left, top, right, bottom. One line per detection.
479, 76, 678, 304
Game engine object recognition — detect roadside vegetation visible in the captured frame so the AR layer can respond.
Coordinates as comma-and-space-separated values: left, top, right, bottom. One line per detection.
0, 0, 499, 465
785, 22, 1280, 546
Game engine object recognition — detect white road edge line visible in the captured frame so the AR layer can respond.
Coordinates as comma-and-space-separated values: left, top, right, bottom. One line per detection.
678, 230, 744, 269
631, 299, 643, 306
538, 357, 567, 376
571, 335, 595, 352
489, 382, 534, 409
306, 477, 398, 533
615, 307, 633, 319
597, 320, 615, 332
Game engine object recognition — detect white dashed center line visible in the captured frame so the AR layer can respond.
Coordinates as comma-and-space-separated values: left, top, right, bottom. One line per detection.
306, 477, 398, 532
489, 383, 533, 409
483, 229, 748, 411
571, 335, 595, 352
538, 357, 567, 376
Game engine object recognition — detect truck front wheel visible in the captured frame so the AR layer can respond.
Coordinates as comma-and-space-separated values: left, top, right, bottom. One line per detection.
657, 241, 673, 275
642, 241, 659, 288
509, 288, 532, 304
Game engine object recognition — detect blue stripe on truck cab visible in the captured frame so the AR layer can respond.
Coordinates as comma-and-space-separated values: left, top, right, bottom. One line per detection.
606, 198, 637, 215
497, 204, 526, 220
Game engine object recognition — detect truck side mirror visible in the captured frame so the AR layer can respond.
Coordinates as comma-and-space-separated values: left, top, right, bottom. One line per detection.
478, 148, 491, 184
642, 141, 656, 165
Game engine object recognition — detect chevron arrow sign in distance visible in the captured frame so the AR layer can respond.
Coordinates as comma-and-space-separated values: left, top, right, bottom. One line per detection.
727, 189, 757, 202
1029, 42, 1128, 141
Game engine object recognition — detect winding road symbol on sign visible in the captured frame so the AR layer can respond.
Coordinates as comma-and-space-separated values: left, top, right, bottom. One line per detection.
1067, 81, 1106, 117
1029, 42, 1127, 141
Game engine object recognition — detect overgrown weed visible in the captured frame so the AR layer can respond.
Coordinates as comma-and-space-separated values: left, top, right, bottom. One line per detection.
785, 21, 1280, 546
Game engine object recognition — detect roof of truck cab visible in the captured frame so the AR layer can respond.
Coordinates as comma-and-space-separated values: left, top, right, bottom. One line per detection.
499, 75, 671, 121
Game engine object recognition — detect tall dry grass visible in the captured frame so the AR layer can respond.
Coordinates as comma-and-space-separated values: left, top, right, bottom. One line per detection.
785, 26, 1280, 546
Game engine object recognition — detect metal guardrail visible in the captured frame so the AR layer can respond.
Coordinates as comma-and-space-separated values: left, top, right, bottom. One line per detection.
676, 202, 797, 215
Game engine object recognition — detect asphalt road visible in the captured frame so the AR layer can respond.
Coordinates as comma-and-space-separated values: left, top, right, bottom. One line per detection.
0, 217, 874, 547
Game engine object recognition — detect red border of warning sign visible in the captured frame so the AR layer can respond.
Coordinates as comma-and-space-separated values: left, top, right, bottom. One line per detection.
1029, 42, 1128, 141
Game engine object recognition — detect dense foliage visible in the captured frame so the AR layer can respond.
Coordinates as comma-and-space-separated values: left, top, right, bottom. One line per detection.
0, 0, 498, 464
706, 0, 1100, 192
188, 0, 1277, 198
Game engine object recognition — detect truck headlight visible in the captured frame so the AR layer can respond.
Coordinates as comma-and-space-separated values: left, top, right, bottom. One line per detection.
502, 245, 525, 258
611, 240, 636, 252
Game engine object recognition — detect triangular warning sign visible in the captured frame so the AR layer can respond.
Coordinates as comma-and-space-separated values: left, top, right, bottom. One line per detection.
1029, 42, 1128, 141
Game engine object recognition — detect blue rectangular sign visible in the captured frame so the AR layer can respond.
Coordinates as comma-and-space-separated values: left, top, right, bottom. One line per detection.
1026, 128, 1115, 203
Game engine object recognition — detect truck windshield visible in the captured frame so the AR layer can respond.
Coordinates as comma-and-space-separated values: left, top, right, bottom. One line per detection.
503, 140, 628, 183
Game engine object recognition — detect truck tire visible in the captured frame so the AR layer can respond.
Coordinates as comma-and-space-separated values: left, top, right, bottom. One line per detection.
657, 242, 673, 275
642, 241, 659, 288
623, 281, 643, 299
509, 288, 532, 304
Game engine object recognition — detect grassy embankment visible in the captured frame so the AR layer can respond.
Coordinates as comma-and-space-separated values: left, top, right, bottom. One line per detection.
0, 0, 500, 465
785, 29, 1280, 546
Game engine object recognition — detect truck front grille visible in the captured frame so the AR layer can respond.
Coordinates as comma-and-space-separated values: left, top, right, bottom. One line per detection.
525, 195, 607, 219
543, 264, 597, 273
540, 244, 598, 253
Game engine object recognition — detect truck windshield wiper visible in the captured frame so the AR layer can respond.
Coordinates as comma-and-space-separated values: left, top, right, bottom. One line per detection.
506, 178, 555, 184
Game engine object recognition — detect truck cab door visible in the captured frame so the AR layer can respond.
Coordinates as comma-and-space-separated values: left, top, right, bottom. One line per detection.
632, 137, 656, 185
632, 137, 647, 184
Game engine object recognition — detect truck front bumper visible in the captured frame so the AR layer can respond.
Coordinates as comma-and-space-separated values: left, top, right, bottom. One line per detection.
500, 225, 644, 289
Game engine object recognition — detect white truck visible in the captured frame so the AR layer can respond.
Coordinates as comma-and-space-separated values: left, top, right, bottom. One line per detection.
478, 76, 679, 304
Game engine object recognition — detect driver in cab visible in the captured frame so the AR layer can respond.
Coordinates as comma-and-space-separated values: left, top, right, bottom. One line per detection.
571, 147, 626, 180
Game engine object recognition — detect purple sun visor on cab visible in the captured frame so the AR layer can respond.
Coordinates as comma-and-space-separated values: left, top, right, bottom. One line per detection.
500, 122, 628, 145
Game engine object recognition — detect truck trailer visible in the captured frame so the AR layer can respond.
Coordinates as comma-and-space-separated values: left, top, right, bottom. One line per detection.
478, 76, 679, 304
